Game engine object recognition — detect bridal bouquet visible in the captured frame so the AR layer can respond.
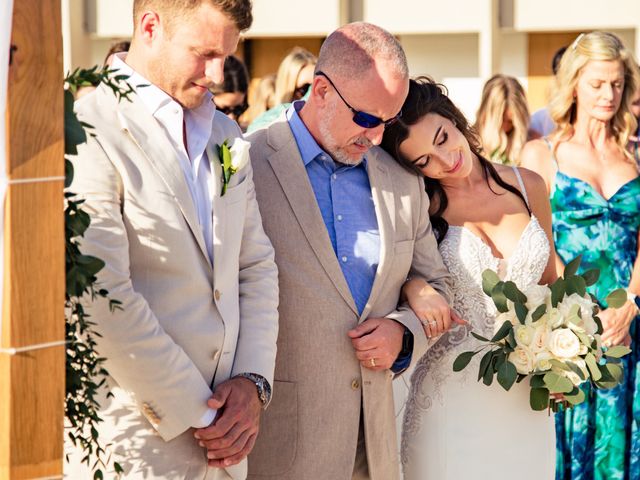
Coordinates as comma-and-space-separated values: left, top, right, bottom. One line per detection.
453, 256, 630, 411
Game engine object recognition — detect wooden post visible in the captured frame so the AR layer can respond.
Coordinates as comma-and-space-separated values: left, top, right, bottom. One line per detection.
0, 0, 65, 478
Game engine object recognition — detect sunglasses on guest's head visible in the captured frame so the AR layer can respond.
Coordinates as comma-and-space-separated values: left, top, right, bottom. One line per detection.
316, 71, 402, 129
293, 83, 311, 100
216, 103, 248, 117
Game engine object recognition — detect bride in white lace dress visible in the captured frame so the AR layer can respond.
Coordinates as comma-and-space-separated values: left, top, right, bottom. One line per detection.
380, 77, 559, 479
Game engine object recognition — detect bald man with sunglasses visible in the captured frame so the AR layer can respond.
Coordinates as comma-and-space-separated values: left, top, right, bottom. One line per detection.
246, 23, 453, 480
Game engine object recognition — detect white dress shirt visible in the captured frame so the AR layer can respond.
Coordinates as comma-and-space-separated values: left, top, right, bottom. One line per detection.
112, 54, 216, 264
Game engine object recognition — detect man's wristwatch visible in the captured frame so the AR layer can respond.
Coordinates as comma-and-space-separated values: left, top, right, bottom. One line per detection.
400, 327, 414, 357
236, 373, 271, 408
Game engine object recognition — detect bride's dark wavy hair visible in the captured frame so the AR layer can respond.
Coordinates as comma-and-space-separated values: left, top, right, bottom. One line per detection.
380, 76, 530, 243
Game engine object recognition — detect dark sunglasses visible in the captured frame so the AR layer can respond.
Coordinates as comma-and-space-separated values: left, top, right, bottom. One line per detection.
216, 103, 248, 117
293, 83, 311, 100
316, 71, 402, 129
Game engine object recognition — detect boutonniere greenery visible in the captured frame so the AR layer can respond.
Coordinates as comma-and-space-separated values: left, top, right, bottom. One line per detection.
217, 137, 250, 196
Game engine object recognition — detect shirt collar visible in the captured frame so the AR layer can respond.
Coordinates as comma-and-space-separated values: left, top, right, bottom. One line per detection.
111, 53, 216, 161
286, 100, 328, 167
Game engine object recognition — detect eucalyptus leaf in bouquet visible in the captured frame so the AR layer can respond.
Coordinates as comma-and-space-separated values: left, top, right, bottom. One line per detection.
453, 255, 630, 411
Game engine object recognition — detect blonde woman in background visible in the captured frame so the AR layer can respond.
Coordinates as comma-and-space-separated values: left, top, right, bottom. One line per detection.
247, 47, 317, 132
520, 31, 640, 480
475, 74, 533, 165
273, 46, 317, 104
242, 73, 276, 125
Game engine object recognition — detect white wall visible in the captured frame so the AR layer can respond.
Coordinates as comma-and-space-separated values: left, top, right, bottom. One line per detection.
364, 0, 487, 34
246, 0, 343, 37
399, 33, 482, 121
512, 0, 640, 31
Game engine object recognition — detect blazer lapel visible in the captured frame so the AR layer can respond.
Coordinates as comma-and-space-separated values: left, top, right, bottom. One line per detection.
113, 89, 211, 267
265, 122, 358, 315
360, 148, 396, 321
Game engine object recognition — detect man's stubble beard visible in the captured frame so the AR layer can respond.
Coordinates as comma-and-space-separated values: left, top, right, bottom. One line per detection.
318, 103, 373, 166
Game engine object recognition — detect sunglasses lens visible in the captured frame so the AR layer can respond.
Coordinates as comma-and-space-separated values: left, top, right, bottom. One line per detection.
353, 112, 382, 128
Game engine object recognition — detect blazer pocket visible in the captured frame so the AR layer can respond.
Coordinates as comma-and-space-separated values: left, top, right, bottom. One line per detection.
221, 176, 249, 205
250, 380, 297, 476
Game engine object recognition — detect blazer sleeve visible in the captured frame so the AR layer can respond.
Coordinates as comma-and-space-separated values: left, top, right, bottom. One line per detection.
385, 174, 453, 371
228, 137, 279, 391
70, 134, 213, 442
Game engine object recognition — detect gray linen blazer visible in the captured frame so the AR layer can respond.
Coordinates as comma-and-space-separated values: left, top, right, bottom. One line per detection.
246, 117, 451, 480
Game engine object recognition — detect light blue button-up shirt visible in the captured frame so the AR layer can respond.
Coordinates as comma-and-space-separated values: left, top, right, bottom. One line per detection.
287, 101, 380, 315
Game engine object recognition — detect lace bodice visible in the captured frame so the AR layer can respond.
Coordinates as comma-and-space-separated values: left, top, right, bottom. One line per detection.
400, 213, 550, 468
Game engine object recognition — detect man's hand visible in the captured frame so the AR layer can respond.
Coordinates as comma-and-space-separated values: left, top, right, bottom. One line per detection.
348, 318, 405, 371
194, 377, 262, 468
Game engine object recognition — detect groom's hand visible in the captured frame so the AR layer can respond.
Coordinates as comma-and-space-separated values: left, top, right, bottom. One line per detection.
348, 318, 404, 371
194, 377, 262, 468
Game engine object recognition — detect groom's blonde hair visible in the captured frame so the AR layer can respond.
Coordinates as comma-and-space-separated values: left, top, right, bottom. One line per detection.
133, 0, 253, 33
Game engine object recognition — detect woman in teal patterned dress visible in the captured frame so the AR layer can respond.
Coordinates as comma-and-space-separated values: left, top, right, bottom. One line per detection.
521, 31, 640, 480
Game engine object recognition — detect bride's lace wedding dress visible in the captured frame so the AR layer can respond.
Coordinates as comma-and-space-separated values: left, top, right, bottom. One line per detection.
399, 169, 556, 480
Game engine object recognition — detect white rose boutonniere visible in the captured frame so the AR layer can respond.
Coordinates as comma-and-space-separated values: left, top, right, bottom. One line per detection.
217, 137, 251, 196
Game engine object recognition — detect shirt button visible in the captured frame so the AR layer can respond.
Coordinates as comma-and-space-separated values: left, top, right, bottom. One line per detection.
337, 214, 343, 221
212, 349, 220, 361
341, 256, 348, 263
351, 379, 360, 390
332, 174, 337, 180
214, 289, 221, 301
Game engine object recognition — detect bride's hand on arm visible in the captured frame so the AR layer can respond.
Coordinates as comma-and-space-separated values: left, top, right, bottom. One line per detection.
402, 278, 466, 339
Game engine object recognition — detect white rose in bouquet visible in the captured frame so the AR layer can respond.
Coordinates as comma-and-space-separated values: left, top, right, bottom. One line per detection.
515, 325, 535, 347
509, 345, 536, 374
524, 284, 552, 312
530, 323, 551, 353
534, 351, 553, 371
546, 308, 564, 329
559, 293, 598, 335
547, 328, 581, 359
494, 310, 518, 335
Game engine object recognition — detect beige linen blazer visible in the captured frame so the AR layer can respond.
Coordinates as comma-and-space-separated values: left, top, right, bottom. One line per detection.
64, 83, 278, 480
246, 118, 451, 480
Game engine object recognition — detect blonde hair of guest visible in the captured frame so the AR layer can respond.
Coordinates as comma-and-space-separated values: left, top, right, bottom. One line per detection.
475, 74, 530, 165
274, 47, 317, 104
549, 31, 640, 161
243, 73, 276, 124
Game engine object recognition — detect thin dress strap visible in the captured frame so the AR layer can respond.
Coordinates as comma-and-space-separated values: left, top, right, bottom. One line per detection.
543, 137, 560, 170
511, 166, 530, 209
543, 136, 560, 194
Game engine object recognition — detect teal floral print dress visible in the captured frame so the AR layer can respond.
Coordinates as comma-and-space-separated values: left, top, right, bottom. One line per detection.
548, 142, 640, 480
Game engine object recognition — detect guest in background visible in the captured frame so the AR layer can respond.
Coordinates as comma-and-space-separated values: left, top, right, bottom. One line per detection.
475, 74, 532, 165
273, 46, 316, 104
630, 79, 640, 161
243, 73, 276, 125
520, 31, 640, 480
211, 55, 249, 128
76, 40, 131, 99
247, 47, 317, 132
104, 40, 131, 67
530, 46, 567, 137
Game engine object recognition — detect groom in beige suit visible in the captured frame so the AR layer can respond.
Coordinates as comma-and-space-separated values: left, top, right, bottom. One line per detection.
247, 23, 452, 480
65, 1, 278, 479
